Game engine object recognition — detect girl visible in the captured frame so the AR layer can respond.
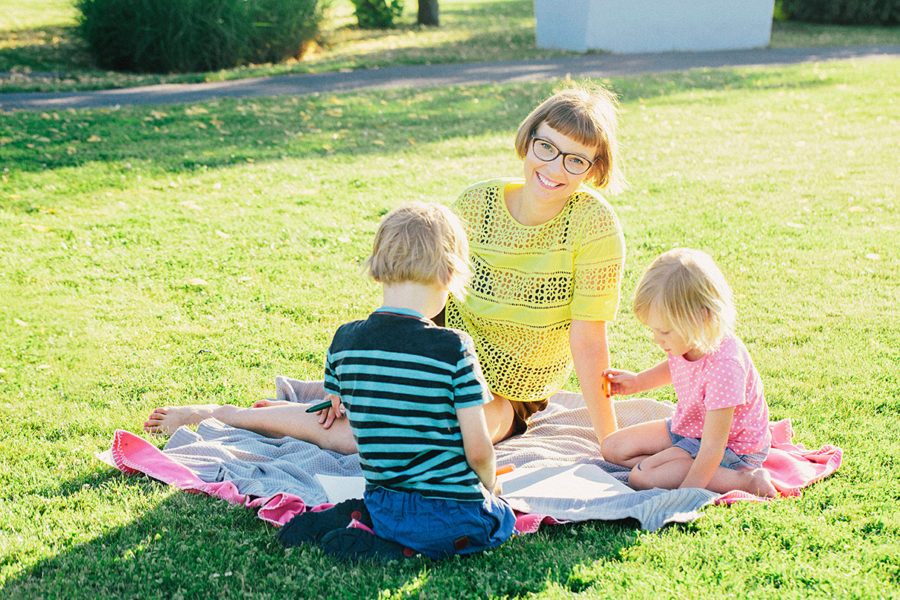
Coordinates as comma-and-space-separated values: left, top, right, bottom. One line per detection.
600, 248, 777, 497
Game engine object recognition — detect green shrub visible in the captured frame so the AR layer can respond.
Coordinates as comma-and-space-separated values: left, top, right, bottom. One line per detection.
350, 0, 404, 28
76, 0, 325, 73
779, 0, 900, 24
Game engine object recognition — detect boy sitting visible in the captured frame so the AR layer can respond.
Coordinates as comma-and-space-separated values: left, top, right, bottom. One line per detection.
278, 202, 516, 560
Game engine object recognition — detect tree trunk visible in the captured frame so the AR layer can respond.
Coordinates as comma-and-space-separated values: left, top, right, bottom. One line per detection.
418, 0, 439, 26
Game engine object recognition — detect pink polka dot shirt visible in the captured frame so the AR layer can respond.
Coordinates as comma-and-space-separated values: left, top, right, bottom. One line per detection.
668, 333, 771, 455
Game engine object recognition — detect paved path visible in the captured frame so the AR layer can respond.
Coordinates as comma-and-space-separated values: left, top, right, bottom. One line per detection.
2, 45, 897, 112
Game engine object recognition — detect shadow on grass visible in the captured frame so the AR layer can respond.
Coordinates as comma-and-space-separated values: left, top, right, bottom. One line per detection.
307, 20, 549, 71
1, 67, 833, 180
0, 0, 546, 92
2, 471, 645, 600
0, 25, 91, 73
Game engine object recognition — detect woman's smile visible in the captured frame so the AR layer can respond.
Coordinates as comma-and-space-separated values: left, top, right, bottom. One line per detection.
523, 122, 597, 206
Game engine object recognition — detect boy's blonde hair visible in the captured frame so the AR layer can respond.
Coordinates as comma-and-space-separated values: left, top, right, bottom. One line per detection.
366, 202, 471, 299
633, 248, 736, 355
514, 82, 626, 193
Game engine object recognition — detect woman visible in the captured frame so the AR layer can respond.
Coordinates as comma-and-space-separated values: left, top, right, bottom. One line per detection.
145, 83, 626, 449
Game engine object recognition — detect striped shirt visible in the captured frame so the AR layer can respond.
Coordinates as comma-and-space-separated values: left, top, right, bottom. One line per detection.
324, 307, 493, 502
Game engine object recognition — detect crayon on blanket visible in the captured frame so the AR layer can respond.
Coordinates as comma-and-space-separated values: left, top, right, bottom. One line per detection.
496, 464, 515, 477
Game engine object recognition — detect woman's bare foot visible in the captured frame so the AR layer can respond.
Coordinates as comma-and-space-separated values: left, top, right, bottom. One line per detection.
143, 404, 220, 436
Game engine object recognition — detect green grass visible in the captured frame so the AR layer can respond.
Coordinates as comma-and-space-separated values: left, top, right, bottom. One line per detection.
2, 0, 900, 92
1, 56, 899, 597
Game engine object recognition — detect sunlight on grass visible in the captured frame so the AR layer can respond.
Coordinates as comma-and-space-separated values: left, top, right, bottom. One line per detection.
1, 58, 898, 598
0, 0, 76, 30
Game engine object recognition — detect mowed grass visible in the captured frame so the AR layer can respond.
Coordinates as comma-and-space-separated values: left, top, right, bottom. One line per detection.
1, 57, 899, 598
2, 0, 900, 92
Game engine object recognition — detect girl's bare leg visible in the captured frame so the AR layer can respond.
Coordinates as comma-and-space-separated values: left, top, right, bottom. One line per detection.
628, 447, 694, 489
629, 448, 778, 497
707, 467, 777, 497
600, 419, 672, 467
143, 403, 358, 454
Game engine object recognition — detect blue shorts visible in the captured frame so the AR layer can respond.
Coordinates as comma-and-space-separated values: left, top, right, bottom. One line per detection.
666, 419, 768, 471
364, 487, 516, 560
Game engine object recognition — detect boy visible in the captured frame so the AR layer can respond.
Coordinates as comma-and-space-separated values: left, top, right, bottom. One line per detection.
278, 202, 516, 560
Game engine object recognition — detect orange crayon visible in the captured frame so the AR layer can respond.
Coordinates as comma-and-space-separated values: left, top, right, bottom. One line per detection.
495, 464, 515, 477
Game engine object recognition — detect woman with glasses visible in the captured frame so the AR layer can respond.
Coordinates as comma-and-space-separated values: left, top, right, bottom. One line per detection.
441, 83, 626, 445
145, 84, 625, 450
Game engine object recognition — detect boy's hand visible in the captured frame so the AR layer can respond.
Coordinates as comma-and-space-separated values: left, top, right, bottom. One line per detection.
318, 393, 344, 429
602, 369, 639, 396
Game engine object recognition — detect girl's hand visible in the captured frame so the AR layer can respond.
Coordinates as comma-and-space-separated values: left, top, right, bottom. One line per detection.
602, 369, 640, 396
318, 393, 344, 429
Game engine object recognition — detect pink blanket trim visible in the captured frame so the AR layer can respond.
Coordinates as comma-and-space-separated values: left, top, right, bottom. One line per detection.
715, 419, 843, 504
106, 418, 840, 530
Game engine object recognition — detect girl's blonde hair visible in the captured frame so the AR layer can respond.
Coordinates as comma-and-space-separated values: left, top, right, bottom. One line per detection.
366, 202, 471, 299
514, 82, 626, 193
633, 248, 736, 355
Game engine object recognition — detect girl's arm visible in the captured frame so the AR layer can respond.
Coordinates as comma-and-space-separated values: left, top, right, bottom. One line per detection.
570, 319, 617, 441
604, 360, 672, 396
457, 404, 499, 494
679, 406, 735, 489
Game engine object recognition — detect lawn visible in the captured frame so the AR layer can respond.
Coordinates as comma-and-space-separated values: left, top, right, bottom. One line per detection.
2, 0, 900, 92
1, 43, 898, 597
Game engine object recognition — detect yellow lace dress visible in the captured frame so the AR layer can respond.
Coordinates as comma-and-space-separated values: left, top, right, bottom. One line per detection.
446, 178, 625, 403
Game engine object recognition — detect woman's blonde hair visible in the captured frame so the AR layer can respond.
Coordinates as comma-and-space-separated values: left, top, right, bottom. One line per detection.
514, 82, 626, 193
366, 202, 471, 299
632, 248, 736, 355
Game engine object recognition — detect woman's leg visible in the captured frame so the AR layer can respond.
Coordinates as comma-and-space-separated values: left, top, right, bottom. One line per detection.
143, 402, 358, 454
600, 419, 672, 467
482, 394, 516, 443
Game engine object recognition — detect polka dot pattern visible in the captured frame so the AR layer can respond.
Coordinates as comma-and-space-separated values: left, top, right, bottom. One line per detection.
669, 333, 771, 455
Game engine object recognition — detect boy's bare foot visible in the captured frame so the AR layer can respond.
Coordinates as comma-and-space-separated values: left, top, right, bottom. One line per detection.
746, 468, 778, 498
143, 404, 219, 436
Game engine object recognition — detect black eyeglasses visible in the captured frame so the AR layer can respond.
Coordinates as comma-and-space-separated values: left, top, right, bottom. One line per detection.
530, 134, 596, 175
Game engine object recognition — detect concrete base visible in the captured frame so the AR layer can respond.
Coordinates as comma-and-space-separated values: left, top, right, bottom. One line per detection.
534, 0, 775, 54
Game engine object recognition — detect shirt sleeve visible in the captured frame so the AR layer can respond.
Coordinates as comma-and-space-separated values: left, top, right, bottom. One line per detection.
452, 335, 493, 409
323, 345, 340, 397
702, 357, 749, 411
570, 201, 625, 321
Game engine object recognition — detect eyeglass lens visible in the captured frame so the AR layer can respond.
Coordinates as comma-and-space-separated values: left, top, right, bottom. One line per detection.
532, 138, 592, 175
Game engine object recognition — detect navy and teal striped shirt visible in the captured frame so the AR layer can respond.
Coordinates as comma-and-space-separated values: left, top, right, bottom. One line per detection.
324, 307, 492, 502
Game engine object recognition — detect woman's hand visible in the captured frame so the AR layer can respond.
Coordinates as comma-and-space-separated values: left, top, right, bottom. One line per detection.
602, 369, 640, 396
318, 393, 345, 430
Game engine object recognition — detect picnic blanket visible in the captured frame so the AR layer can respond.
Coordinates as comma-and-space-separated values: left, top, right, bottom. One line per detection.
102, 377, 842, 533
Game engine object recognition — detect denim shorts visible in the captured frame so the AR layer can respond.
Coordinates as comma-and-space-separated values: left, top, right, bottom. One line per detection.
666, 419, 768, 471
364, 487, 516, 560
